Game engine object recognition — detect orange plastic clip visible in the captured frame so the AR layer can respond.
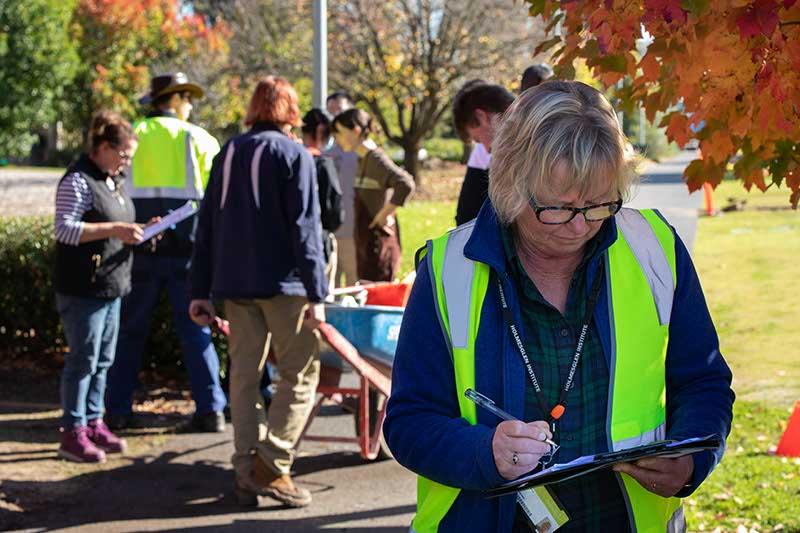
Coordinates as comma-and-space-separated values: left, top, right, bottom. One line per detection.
550, 404, 565, 420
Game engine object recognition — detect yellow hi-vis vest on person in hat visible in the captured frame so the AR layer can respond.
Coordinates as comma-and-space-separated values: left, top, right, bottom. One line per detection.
412, 208, 685, 533
129, 115, 220, 199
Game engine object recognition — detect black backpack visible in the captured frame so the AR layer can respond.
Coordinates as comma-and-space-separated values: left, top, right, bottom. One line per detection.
314, 154, 344, 232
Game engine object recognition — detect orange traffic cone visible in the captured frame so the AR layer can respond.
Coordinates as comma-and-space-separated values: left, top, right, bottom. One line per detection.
776, 400, 800, 457
703, 182, 716, 216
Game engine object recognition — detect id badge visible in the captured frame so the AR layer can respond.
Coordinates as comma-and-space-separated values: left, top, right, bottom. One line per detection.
517, 486, 570, 532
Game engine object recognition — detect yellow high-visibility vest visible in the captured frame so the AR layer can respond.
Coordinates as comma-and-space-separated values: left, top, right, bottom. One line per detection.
413, 208, 684, 533
129, 115, 220, 200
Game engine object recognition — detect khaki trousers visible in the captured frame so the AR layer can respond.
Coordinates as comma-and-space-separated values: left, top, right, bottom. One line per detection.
225, 296, 320, 478
335, 235, 358, 287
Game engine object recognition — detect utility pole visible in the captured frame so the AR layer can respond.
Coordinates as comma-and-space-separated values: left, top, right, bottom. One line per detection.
312, 0, 327, 109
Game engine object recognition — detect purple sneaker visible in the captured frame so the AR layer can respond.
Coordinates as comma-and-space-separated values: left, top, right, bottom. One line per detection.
88, 419, 128, 454
58, 426, 107, 463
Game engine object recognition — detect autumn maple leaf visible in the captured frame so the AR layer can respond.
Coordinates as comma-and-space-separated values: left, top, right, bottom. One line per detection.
736, 0, 781, 39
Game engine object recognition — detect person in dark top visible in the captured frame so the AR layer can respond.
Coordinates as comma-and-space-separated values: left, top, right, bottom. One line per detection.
53, 111, 141, 463
451, 82, 514, 226
301, 107, 343, 290
189, 76, 328, 509
452, 65, 555, 227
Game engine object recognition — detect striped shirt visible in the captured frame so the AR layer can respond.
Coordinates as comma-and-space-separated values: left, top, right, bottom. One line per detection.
54, 173, 93, 246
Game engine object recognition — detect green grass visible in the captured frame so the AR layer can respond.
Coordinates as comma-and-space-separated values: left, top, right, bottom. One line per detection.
689, 401, 800, 532
694, 181, 800, 407
691, 180, 800, 532
397, 200, 456, 276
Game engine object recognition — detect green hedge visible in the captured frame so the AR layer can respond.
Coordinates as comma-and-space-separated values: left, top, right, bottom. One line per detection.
0, 216, 227, 373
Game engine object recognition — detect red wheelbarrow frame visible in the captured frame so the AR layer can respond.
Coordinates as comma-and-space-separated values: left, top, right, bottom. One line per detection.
297, 322, 392, 461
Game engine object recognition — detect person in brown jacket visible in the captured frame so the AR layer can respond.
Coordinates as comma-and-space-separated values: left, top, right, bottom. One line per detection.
331, 109, 415, 281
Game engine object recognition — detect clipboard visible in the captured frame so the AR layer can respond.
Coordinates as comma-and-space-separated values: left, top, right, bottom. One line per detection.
140, 200, 198, 242
487, 434, 721, 497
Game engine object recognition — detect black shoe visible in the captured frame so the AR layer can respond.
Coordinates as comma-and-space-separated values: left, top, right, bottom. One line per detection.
105, 413, 145, 430
178, 411, 226, 433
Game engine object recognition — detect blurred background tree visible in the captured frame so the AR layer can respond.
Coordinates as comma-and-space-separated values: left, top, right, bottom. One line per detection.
64, 0, 226, 146
328, 0, 545, 185
0, 0, 78, 160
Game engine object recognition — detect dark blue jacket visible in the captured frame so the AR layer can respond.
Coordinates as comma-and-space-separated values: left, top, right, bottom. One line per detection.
383, 201, 734, 532
189, 123, 328, 303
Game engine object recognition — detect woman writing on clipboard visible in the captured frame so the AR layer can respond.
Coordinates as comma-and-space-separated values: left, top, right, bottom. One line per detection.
383, 81, 734, 532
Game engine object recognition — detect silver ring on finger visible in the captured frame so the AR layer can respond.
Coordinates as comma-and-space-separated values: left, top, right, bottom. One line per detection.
512, 452, 519, 465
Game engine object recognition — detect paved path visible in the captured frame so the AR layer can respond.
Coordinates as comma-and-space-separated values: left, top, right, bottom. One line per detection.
2, 375, 416, 533
0, 167, 62, 217
627, 151, 702, 251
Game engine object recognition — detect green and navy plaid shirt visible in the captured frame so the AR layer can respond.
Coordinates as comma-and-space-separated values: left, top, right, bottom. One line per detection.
502, 224, 631, 532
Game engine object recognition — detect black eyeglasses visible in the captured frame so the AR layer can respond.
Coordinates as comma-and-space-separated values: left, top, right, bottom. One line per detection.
528, 198, 623, 225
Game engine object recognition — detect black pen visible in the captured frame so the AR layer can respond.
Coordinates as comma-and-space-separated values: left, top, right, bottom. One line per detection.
464, 388, 558, 449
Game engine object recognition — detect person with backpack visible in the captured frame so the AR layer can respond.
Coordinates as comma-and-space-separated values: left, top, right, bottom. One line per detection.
301, 108, 344, 291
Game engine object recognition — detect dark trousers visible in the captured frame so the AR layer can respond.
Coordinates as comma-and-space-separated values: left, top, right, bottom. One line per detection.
106, 254, 226, 415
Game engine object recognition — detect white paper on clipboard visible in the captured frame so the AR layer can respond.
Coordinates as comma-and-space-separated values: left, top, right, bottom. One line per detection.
141, 200, 198, 242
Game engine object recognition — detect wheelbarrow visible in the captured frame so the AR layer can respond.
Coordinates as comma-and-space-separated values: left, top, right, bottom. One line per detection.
298, 282, 409, 460
298, 302, 403, 460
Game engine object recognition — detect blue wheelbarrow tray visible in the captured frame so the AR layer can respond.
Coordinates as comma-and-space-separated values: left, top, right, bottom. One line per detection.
321, 304, 403, 377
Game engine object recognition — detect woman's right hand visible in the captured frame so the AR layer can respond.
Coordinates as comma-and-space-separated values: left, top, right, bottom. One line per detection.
111, 222, 144, 245
492, 420, 553, 480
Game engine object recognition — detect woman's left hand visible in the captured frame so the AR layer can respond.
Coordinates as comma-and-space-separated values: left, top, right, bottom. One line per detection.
369, 205, 397, 234
142, 216, 163, 242
613, 456, 694, 497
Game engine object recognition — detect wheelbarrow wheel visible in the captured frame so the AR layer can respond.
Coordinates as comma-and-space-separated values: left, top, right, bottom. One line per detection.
354, 389, 393, 460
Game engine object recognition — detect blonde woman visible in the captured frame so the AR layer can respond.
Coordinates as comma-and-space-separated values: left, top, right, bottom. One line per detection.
384, 81, 734, 532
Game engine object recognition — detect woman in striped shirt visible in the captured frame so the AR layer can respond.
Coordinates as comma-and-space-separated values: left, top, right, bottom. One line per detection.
53, 110, 142, 463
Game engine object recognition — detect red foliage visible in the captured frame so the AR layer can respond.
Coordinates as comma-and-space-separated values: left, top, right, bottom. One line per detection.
528, 0, 800, 206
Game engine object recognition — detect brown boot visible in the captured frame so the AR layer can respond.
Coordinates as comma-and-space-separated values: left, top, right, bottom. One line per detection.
244, 455, 312, 508
233, 479, 259, 507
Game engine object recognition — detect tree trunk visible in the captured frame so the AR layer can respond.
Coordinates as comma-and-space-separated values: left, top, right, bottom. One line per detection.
402, 140, 423, 189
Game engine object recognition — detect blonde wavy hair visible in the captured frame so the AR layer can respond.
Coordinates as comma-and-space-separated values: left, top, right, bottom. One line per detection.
489, 81, 639, 225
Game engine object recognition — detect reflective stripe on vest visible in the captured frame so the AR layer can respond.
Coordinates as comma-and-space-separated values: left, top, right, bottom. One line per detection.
413, 208, 684, 533
607, 208, 682, 532
412, 221, 490, 533
129, 117, 204, 200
